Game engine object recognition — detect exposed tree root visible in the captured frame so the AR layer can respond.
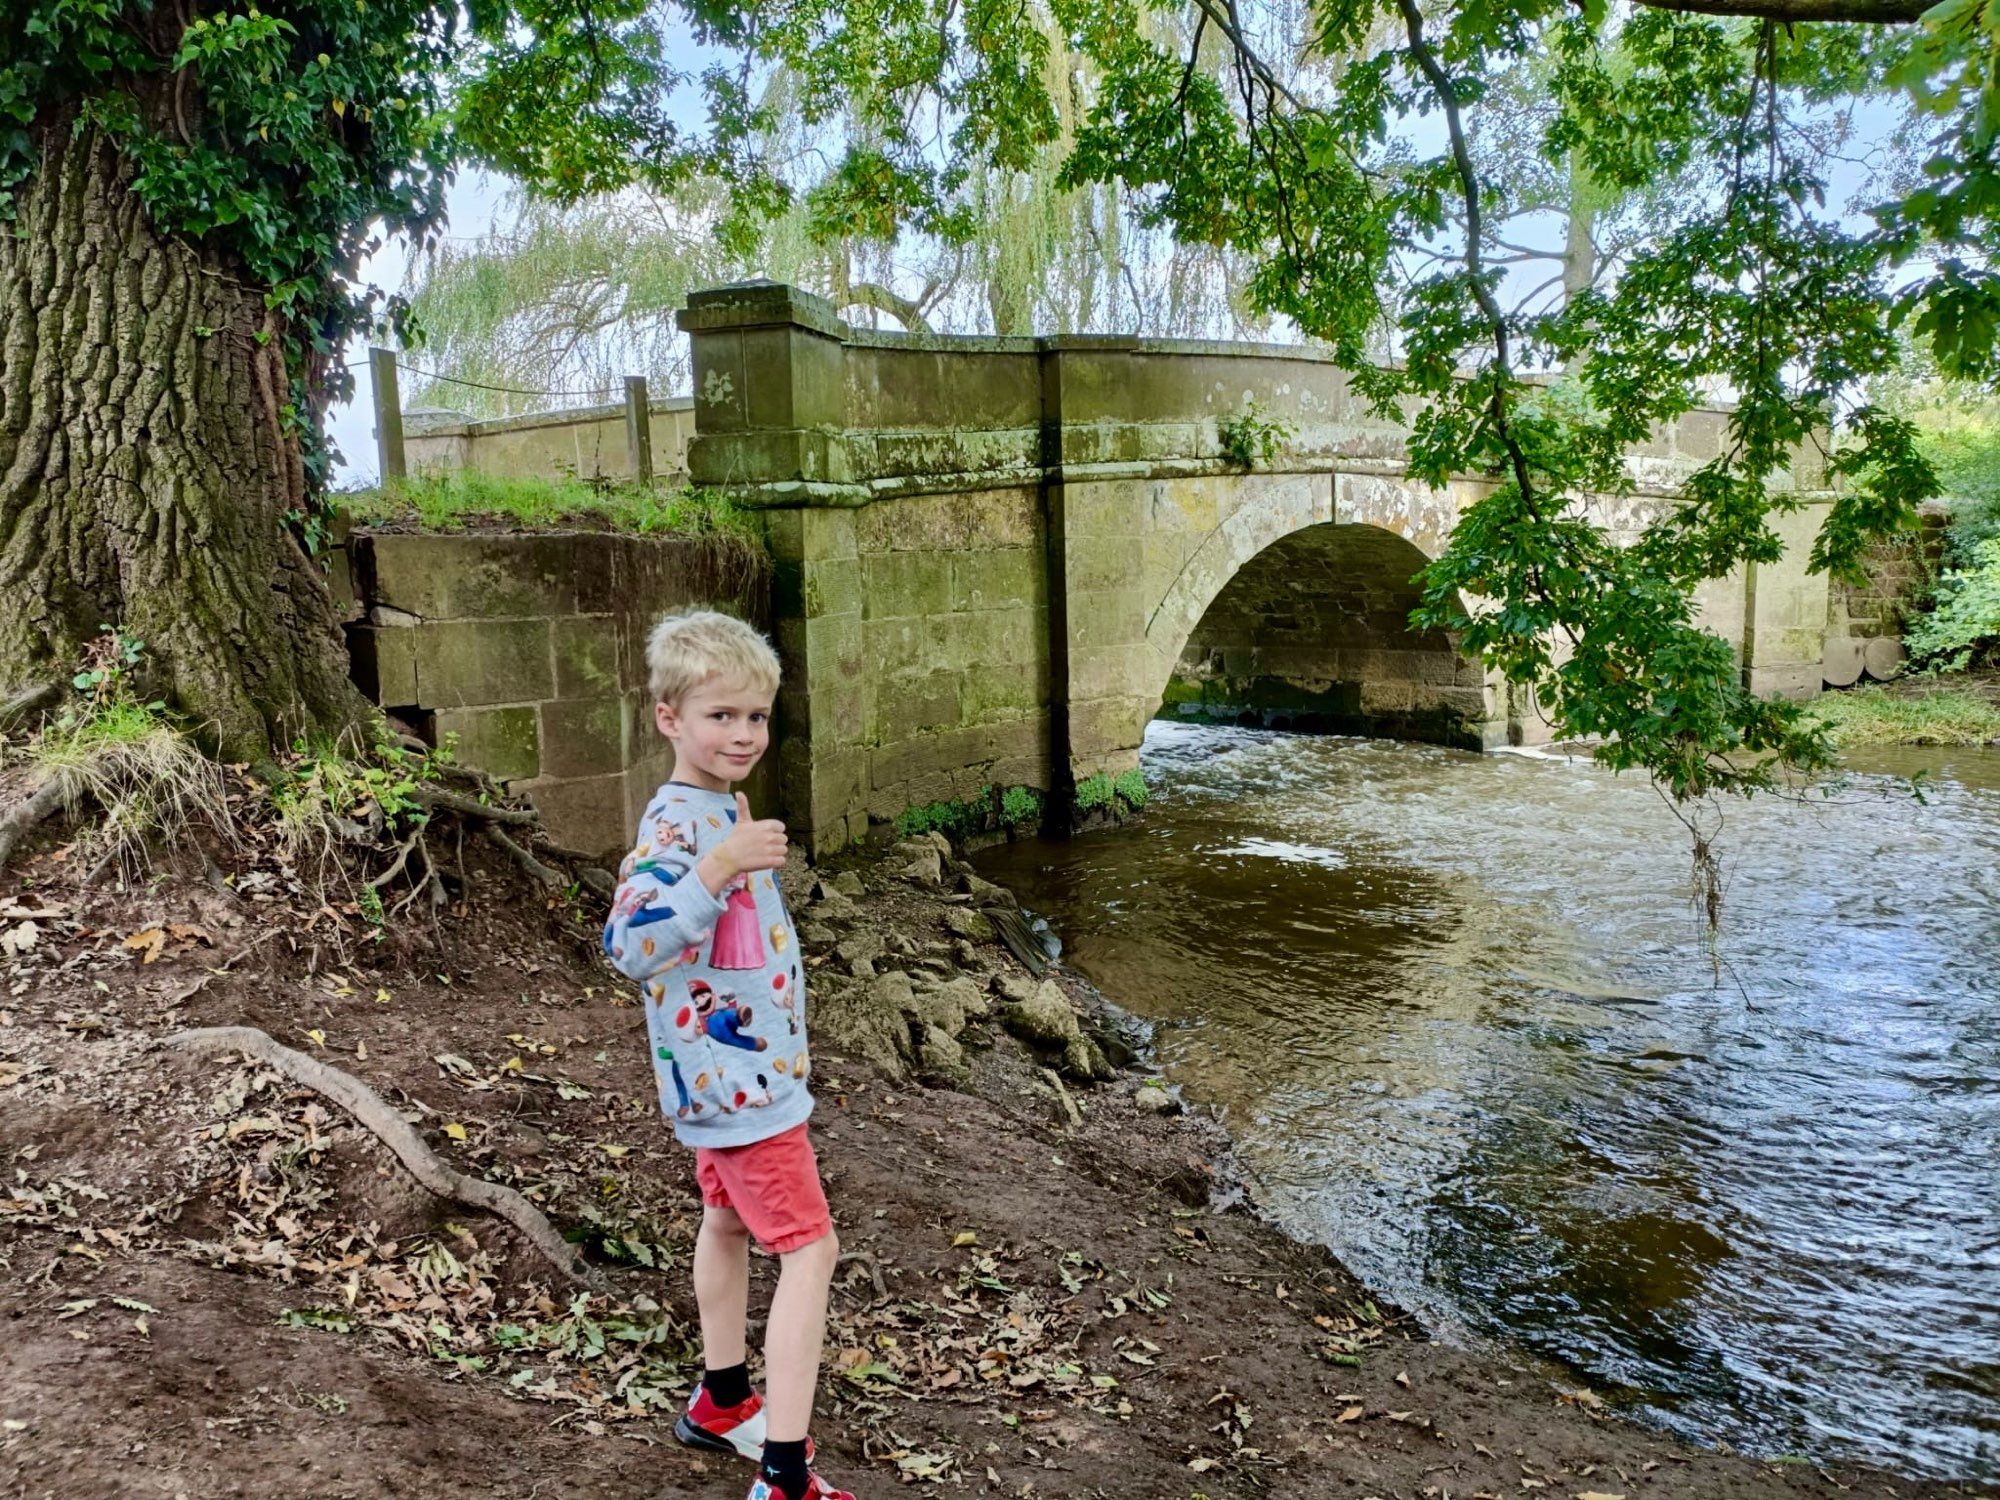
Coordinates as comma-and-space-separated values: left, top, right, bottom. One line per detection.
0, 776, 66, 869
0, 682, 61, 737
161, 1025, 609, 1291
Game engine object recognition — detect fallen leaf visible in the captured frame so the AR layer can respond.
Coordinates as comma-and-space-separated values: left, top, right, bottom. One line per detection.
1574, 1493, 1626, 1500
124, 928, 165, 964
952, 1231, 979, 1247
1336, 1405, 1364, 1423
443, 1123, 468, 1142
375, 988, 391, 1004
1396, 1370, 1411, 1388
304, 1029, 326, 1048
355, 1040, 368, 1061
0, 921, 39, 955
1187, 1457, 1217, 1472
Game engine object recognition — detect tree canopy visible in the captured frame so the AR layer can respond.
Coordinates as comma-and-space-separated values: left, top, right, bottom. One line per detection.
5, 0, 1996, 805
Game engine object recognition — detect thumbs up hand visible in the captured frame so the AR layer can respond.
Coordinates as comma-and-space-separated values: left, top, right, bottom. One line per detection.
716, 792, 788, 877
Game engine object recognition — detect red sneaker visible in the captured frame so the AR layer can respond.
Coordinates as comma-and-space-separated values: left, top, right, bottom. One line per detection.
675, 1386, 768, 1462
745, 1474, 854, 1500
674, 1385, 816, 1465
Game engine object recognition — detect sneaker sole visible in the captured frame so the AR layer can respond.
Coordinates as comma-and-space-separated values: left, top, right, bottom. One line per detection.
674, 1413, 761, 1462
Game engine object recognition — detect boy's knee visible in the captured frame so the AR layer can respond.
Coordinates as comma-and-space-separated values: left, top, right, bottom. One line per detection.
783, 1227, 839, 1273
703, 1204, 751, 1240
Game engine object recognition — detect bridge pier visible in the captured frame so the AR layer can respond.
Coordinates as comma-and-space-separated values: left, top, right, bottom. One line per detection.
677, 281, 1832, 852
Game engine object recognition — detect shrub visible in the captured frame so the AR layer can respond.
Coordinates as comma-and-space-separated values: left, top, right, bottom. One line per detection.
1906, 537, 2000, 672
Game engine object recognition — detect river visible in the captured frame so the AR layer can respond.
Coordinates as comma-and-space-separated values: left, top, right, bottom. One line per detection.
973, 721, 2000, 1482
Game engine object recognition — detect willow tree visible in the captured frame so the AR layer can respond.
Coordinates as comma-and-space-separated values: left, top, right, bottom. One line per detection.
4, 0, 1994, 803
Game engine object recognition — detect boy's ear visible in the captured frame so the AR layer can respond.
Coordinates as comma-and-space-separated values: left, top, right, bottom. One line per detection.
654, 699, 679, 739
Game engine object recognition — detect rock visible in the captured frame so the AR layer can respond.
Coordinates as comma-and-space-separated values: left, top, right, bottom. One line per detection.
808, 980, 911, 1078
1000, 979, 1081, 1048
868, 969, 916, 1014
1134, 1082, 1181, 1116
808, 890, 859, 923
888, 935, 918, 958
915, 1024, 968, 1083
922, 829, 954, 857
896, 848, 944, 888
907, 976, 989, 1035
959, 871, 1017, 908
951, 940, 984, 969
943, 907, 996, 943
846, 957, 876, 980
800, 922, 837, 950
831, 870, 866, 897
1061, 1035, 1113, 1082
836, 931, 886, 968
994, 973, 1037, 1004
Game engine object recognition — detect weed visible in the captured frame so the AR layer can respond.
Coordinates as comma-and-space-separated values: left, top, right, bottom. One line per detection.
1001, 785, 1043, 828
25, 631, 236, 877
1216, 398, 1294, 469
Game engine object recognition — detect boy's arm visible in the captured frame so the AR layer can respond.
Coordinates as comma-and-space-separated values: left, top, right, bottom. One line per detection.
601, 808, 730, 980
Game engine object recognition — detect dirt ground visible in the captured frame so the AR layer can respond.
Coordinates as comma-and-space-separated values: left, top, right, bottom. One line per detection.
1, 823, 1991, 1500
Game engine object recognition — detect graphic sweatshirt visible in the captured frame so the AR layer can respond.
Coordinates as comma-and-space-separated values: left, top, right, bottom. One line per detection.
602, 781, 813, 1149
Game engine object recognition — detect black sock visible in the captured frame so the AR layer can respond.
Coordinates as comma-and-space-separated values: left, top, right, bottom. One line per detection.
760, 1438, 809, 1499
702, 1361, 752, 1408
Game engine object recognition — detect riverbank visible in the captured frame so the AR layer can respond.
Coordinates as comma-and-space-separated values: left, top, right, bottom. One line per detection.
1806, 672, 2000, 747
1, 824, 1990, 1498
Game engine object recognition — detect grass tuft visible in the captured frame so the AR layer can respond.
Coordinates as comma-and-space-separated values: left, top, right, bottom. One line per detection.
1803, 680, 2000, 748
28, 706, 237, 876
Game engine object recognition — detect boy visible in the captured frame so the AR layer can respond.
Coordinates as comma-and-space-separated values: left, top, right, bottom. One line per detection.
604, 609, 853, 1500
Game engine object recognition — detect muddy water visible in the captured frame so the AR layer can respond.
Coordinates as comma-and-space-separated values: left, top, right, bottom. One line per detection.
975, 722, 2000, 1481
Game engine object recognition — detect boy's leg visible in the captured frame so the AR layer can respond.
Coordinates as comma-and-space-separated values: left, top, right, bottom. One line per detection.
761, 1227, 840, 1442
694, 1203, 752, 1369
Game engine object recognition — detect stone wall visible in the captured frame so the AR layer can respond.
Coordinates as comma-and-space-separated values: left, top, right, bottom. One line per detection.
1830, 509, 1946, 642
342, 531, 771, 859
403, 399, 697, 487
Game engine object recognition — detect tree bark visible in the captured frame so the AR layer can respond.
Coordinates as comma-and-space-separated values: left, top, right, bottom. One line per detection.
0, 125, 368, 761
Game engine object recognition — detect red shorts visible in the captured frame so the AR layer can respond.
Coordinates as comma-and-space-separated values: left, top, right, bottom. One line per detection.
693, 1122, 832, 1255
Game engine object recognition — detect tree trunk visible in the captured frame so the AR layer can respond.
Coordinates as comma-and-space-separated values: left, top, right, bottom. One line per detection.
0, 125, 367, 760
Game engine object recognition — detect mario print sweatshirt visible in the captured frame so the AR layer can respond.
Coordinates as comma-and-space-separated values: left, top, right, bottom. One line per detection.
603, 781, 813, 1149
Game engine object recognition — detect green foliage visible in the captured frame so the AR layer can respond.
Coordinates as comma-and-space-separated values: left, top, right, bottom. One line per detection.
1001, 785, 1043, 828
1907, 538, 2000, 671
895, 783, 1049, 838
1216, 400, 1294, 470
271, 730, 453, 869
1073, 770, 1145, 816
344, 474, 758, 539
895, 795, 988, 840
1804, 681, 2000, 747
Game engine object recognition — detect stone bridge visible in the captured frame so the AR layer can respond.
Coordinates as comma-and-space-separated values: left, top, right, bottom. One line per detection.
678, 282, 1833, 852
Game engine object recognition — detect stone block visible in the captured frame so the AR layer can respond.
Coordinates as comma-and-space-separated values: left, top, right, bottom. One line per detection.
413, 619, 554, 708
522, 772, 630, 861
434, 706, 540, 782
360, 533, 578, 620
539, 697, 628, 779
933, 608, 1038, 672
552, 616, 621, 700
804, 557, 862, 620
1066, 536, 1144, 595
960, 661, 1045, 725
862, 616, 932, 677
861, 551, 954, 621
948, 548, 1047, 613
346, 622, 419, 706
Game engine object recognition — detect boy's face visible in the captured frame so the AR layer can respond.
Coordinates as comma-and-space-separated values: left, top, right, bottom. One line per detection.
657, 674, 773, 793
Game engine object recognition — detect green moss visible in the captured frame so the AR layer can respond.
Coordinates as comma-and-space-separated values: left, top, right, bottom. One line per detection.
1074, 771, 1114, 812
342, 474, 760, 539
1112, 768, 1147, 809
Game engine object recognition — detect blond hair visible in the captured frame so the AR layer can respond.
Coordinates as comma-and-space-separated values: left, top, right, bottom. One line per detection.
645, 609, 781, 705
